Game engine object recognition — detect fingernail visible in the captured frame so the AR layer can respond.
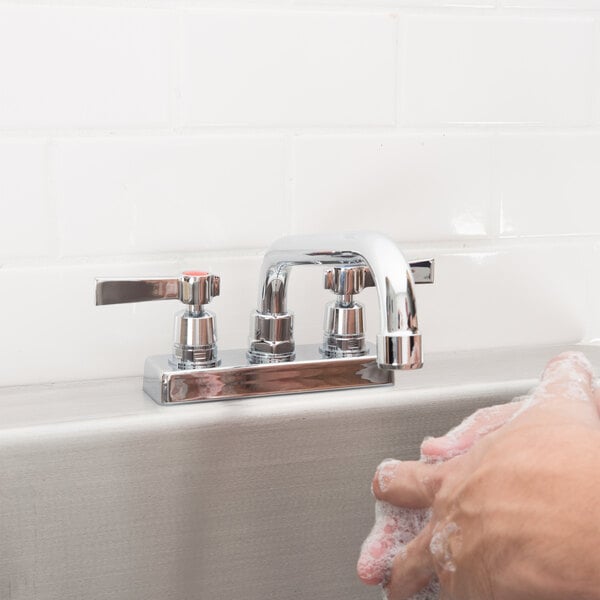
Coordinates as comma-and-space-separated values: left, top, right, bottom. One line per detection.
376, 459, 402, 493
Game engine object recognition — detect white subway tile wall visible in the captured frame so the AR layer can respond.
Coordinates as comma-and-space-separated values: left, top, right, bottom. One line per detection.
496, 134, 600, 237
293, 134, 493, 240
0, 140, 52, 258
0, 1, 599, 386
55, 136, 288, 256
0, 6, 174, 129
401, 16, 595, 125
180, 11, 397, 127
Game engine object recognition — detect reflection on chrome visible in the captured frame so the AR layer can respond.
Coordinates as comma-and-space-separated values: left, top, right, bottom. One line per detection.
248, 232, 424, 370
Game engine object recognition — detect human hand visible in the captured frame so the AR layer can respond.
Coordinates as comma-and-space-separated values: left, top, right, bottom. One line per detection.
358, 351, 600, 600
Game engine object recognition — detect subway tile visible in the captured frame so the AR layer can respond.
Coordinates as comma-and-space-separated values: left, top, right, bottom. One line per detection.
180, 11, 396, 127
496, 134, 600, 237
54, 136, 288, 256
415, 243, 588, 353
0, 254, 262, 387
0, 140, 53, 259
402, 16, 595, 125
0, 6, 173, 129
292, 134, 493, 241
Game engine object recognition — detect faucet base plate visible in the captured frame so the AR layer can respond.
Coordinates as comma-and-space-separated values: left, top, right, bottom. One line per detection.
143, 343, 394, 405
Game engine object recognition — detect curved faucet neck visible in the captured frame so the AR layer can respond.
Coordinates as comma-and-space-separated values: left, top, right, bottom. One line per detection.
254, 232, 421, 369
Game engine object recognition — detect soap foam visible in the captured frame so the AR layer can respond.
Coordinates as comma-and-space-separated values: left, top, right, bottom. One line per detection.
358, 499, 439, 599
542, 351, 593, 381
512, 352, 596, 419
535, 351, 594, 404
429, 522, 461, 573
422, 403, 520, 463
377, 459, 402, 494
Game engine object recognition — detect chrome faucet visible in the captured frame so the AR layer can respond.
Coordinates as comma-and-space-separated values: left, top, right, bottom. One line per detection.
248, 232, 422, 370
95, 231, 433, 405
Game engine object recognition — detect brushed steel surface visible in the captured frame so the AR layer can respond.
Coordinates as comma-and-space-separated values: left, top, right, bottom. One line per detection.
0, 344, 598, 600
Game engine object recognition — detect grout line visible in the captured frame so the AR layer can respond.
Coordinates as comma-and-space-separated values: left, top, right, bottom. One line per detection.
593, 18, 600, 126
3, 125, 600, 139
1, 236, 598, 271
286, 134, 297, 235
488, 132, 502, 239
172, 8, 184, 130
45, 138, 62, 260
394, 13, 404, 127
1, 1, 600, 17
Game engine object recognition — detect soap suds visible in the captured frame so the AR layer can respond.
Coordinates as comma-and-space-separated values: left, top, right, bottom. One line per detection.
421, 402, 523, 463
358, 501, 426, 584
512, 353, 596, 420
358, 477, 440, 598
430, 522, 462, 573
377, 459, 402, 494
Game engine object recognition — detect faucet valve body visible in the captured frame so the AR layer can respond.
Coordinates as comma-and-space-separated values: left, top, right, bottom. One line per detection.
170, 307, 219, 369
170, 272, 220, 369
247, 312, 295, 364
320, 266, 372, 358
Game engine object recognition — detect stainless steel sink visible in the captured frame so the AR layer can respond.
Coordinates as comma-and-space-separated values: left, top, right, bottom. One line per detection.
1, 344, 597, 600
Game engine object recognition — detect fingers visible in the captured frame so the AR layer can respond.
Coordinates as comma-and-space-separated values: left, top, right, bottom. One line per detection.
420, 401, 525, 462
372, 459, 445, 508
535, 351, 594, 405
357, 501, 430, 585
542, 350, 593, 382
357, 520, 397, 584
420, 352, 598, 465
383, 522, 436, 600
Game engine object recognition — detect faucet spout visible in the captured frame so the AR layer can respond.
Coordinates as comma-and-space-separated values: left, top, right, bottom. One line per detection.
249, 232, 422, 370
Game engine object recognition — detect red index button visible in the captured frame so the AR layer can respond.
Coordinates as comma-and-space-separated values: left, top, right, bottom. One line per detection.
183, 270, 208, 277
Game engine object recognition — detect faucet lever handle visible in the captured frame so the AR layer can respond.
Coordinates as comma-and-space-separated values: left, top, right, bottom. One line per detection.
322, 260, 434, 296
95, 272, 220, 309
324, 266, 372, 296
409, 259, 435, 285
